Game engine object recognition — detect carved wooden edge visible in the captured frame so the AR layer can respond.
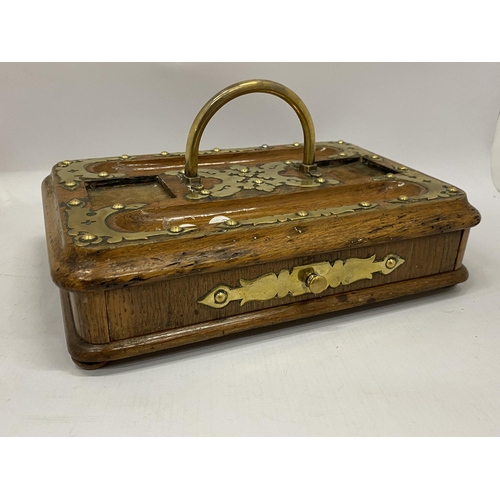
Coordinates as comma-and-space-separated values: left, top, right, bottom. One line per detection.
44, 174, 480, 293
62, 266, 469, 369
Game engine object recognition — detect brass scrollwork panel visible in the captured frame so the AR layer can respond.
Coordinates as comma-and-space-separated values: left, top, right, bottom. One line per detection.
65, 201, 198, 247
165, 161, 338, 200
198, 253, 405, 309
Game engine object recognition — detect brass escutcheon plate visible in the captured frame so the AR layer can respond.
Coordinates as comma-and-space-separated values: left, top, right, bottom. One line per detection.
198, 253, 405, 309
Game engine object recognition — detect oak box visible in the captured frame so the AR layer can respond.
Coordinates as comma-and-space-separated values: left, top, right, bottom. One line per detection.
42, 80, 481, 368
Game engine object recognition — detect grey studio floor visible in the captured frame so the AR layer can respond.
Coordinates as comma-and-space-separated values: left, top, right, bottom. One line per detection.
1, 63, 499, 437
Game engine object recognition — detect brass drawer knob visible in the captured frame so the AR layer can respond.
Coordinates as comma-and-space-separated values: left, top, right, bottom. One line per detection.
305, 273, 328, 294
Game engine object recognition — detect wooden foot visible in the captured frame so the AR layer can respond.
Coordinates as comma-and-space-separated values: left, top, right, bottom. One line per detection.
72, 359, 108, 370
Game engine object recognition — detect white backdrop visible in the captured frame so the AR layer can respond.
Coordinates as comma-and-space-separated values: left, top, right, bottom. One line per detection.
2, 63, 500, 180
1, 63, 500, 436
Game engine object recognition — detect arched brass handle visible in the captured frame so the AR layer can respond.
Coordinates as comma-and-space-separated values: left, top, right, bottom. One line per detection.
183, 79, 317, 184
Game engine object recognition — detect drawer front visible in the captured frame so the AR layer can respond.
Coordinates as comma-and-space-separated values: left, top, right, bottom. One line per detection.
90, 231, 462, 342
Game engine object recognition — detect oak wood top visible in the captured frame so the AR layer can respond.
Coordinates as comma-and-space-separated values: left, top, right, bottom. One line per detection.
42, 142, 480, 292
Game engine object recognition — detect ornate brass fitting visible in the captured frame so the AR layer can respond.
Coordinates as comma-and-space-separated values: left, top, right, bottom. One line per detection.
198, 253, 405, 309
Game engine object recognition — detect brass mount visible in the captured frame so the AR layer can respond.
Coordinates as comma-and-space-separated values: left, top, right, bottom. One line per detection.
182, 79, 317, 186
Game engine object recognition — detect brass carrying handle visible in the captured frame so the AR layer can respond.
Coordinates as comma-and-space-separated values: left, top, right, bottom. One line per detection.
183, 79, 316, 183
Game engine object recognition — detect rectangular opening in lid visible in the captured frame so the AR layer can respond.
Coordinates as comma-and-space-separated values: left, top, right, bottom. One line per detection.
85, 176, 175, 209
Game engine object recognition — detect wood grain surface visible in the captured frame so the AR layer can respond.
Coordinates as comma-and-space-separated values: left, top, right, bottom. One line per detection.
82, 232, 460, 342
62, 266, 469, 366
42, 144, 481, 292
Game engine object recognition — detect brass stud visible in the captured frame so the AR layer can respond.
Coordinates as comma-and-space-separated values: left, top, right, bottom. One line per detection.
169, 226, 183, 233
338, 140, 344, 144
448, 187, 458, 193
64, 181, 77, 187
386, 257, 397, 269
112, 203, 125, 210
239, 167, 249, 173
225, 219, 239, 227
371, 155, 379, 159
293, 142, 300, 147
200, 189, 210, 195
213, 148, 220, 152
254, 178, 263, 184
62, 160, 72, 165
359, 201, 371, 207
261, 144, 269, 149
160, 151, 169, 156
398, 195, 409, 201
121, 154, 129, 159
214, 290, 228, 304
285, 160, 292, 165
386, 173, 395, 178
316, 177, 326, 184
80, 233, 97, 242
339, 152, 346, 157
98, 171, 109, 177
398, 166, 408, 170
296, 210, 308, 217
68, 198, 82, 206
